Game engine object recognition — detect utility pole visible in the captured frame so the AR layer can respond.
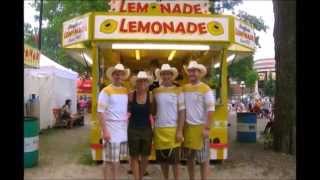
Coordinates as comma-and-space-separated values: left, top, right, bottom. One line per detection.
38, 0, 43, 50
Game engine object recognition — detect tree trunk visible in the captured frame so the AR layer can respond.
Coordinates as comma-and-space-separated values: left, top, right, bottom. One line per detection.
272, 0, 296, 154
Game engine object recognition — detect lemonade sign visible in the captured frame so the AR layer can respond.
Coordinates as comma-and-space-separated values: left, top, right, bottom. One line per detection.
62, 14, 89, 46
94, 15, 229, 42
234, 19, 255, 49
108, 0, 210, 14
24, 44, 40, 68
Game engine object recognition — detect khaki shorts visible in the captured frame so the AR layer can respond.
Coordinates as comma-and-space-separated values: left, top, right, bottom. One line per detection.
102, 141, 128, 162
182, 138, 210, 163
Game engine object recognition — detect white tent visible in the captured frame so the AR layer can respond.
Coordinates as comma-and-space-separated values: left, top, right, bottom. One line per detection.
24, 54, 78, 130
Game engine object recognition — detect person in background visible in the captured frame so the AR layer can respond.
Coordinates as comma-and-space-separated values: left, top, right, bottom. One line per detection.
148, 59, 161, 91
182, 61, 215, 180
248, 102, 253, 112
153, 64, 185, 180
78, 96, 86, 114
262, 98, 270, 118
61, 99, 82, 128
97, 64, 130, 180
127, 71, 154, 180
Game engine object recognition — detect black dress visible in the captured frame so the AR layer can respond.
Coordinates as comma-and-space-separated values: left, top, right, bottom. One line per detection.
127, 91, 153, 156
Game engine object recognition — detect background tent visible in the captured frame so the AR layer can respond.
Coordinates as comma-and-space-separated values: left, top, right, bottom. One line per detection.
24, 54, 78, 130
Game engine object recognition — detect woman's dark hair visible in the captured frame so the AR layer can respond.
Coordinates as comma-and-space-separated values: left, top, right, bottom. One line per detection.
65, 99, 71, 105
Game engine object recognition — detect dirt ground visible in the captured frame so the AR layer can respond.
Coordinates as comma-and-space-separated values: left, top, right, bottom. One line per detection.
24, 112, 296, 180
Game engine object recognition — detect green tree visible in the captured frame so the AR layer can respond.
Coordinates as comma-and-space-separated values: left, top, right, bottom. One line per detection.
272, 0, 296, 154
27, 0, 109, 73
263, 73, 276, 97
245, 70, 258, 91
210, 0, 268, 47
210, 1, 268, 93
24, 23, 38, 48
228, 55, 254, 82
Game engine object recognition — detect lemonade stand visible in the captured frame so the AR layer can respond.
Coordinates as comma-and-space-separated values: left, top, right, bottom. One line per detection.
62, 0, 255, 162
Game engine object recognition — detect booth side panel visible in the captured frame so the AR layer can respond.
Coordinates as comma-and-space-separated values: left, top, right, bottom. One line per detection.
90, 43, 103, 161
210, 49, 229, 160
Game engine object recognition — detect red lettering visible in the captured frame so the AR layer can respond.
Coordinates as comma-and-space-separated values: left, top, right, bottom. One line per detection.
183, 3, 192, 14
119, 0, 126, 12
137, 2, 148, 13
119, 18, 127, 32
151, 22, 162, 34
194, 4, 201, 14
187, 22, 197, 33
172, 4, 182, 14
138, 21, 150, 33
160, 3, 171, 13
128, 21, 137, 33
163, 22, 174, 33
175, 22, 186, 34
198, 23, 207, 34
127, 3, 136, 13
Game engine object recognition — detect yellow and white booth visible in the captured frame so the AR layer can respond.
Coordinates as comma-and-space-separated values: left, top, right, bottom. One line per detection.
62, 0, 255, 161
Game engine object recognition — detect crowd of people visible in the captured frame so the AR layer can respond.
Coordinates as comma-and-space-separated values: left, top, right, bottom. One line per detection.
230, 97, 274, 118
77, 95, 89, 114
98, 61, 215, 180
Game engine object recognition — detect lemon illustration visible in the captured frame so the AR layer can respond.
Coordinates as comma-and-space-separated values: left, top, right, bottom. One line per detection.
207, 21, 224, 36
100, 19, 118, 34
148, 3, 160, 14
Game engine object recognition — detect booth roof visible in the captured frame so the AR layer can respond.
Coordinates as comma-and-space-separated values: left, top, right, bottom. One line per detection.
40, 54, 77, 74
25, 54, 78, 80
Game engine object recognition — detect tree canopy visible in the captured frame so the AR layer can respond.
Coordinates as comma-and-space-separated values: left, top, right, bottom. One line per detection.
25, 0, 108, 73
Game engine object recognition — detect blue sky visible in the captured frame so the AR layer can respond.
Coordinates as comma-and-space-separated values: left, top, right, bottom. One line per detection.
24, 0, 274, 60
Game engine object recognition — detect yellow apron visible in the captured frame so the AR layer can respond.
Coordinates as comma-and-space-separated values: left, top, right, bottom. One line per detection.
154, 127, 181, 150
183, 123, 204, 150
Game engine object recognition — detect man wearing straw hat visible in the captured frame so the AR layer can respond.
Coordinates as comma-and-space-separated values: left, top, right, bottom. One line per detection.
182, 61, 215, 180
97, 63, 130, 180
152, 64, 185, 180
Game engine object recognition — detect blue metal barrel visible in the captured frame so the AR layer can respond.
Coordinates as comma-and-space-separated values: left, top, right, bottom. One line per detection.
237, 112, 257, 142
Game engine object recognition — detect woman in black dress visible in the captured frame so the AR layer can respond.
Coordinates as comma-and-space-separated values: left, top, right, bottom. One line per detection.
128, 71, 154, 180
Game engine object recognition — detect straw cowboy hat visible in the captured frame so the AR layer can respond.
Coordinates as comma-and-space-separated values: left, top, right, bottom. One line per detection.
184, 60, 207, 78
130, 71, 153, 86
106, 63, 130, 80
155, 64, 178, 81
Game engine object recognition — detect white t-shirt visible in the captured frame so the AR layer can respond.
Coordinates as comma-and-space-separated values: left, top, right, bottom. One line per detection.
183, 82, 215, 125
153, 85, 185, 128
97, 84, 128, 121
97, 84, 128, 143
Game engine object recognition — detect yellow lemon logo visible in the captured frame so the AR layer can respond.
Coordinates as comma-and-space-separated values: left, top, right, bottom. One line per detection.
148, 3, 160, 14
100, 19, 118, 34
207, 21, 224, 36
